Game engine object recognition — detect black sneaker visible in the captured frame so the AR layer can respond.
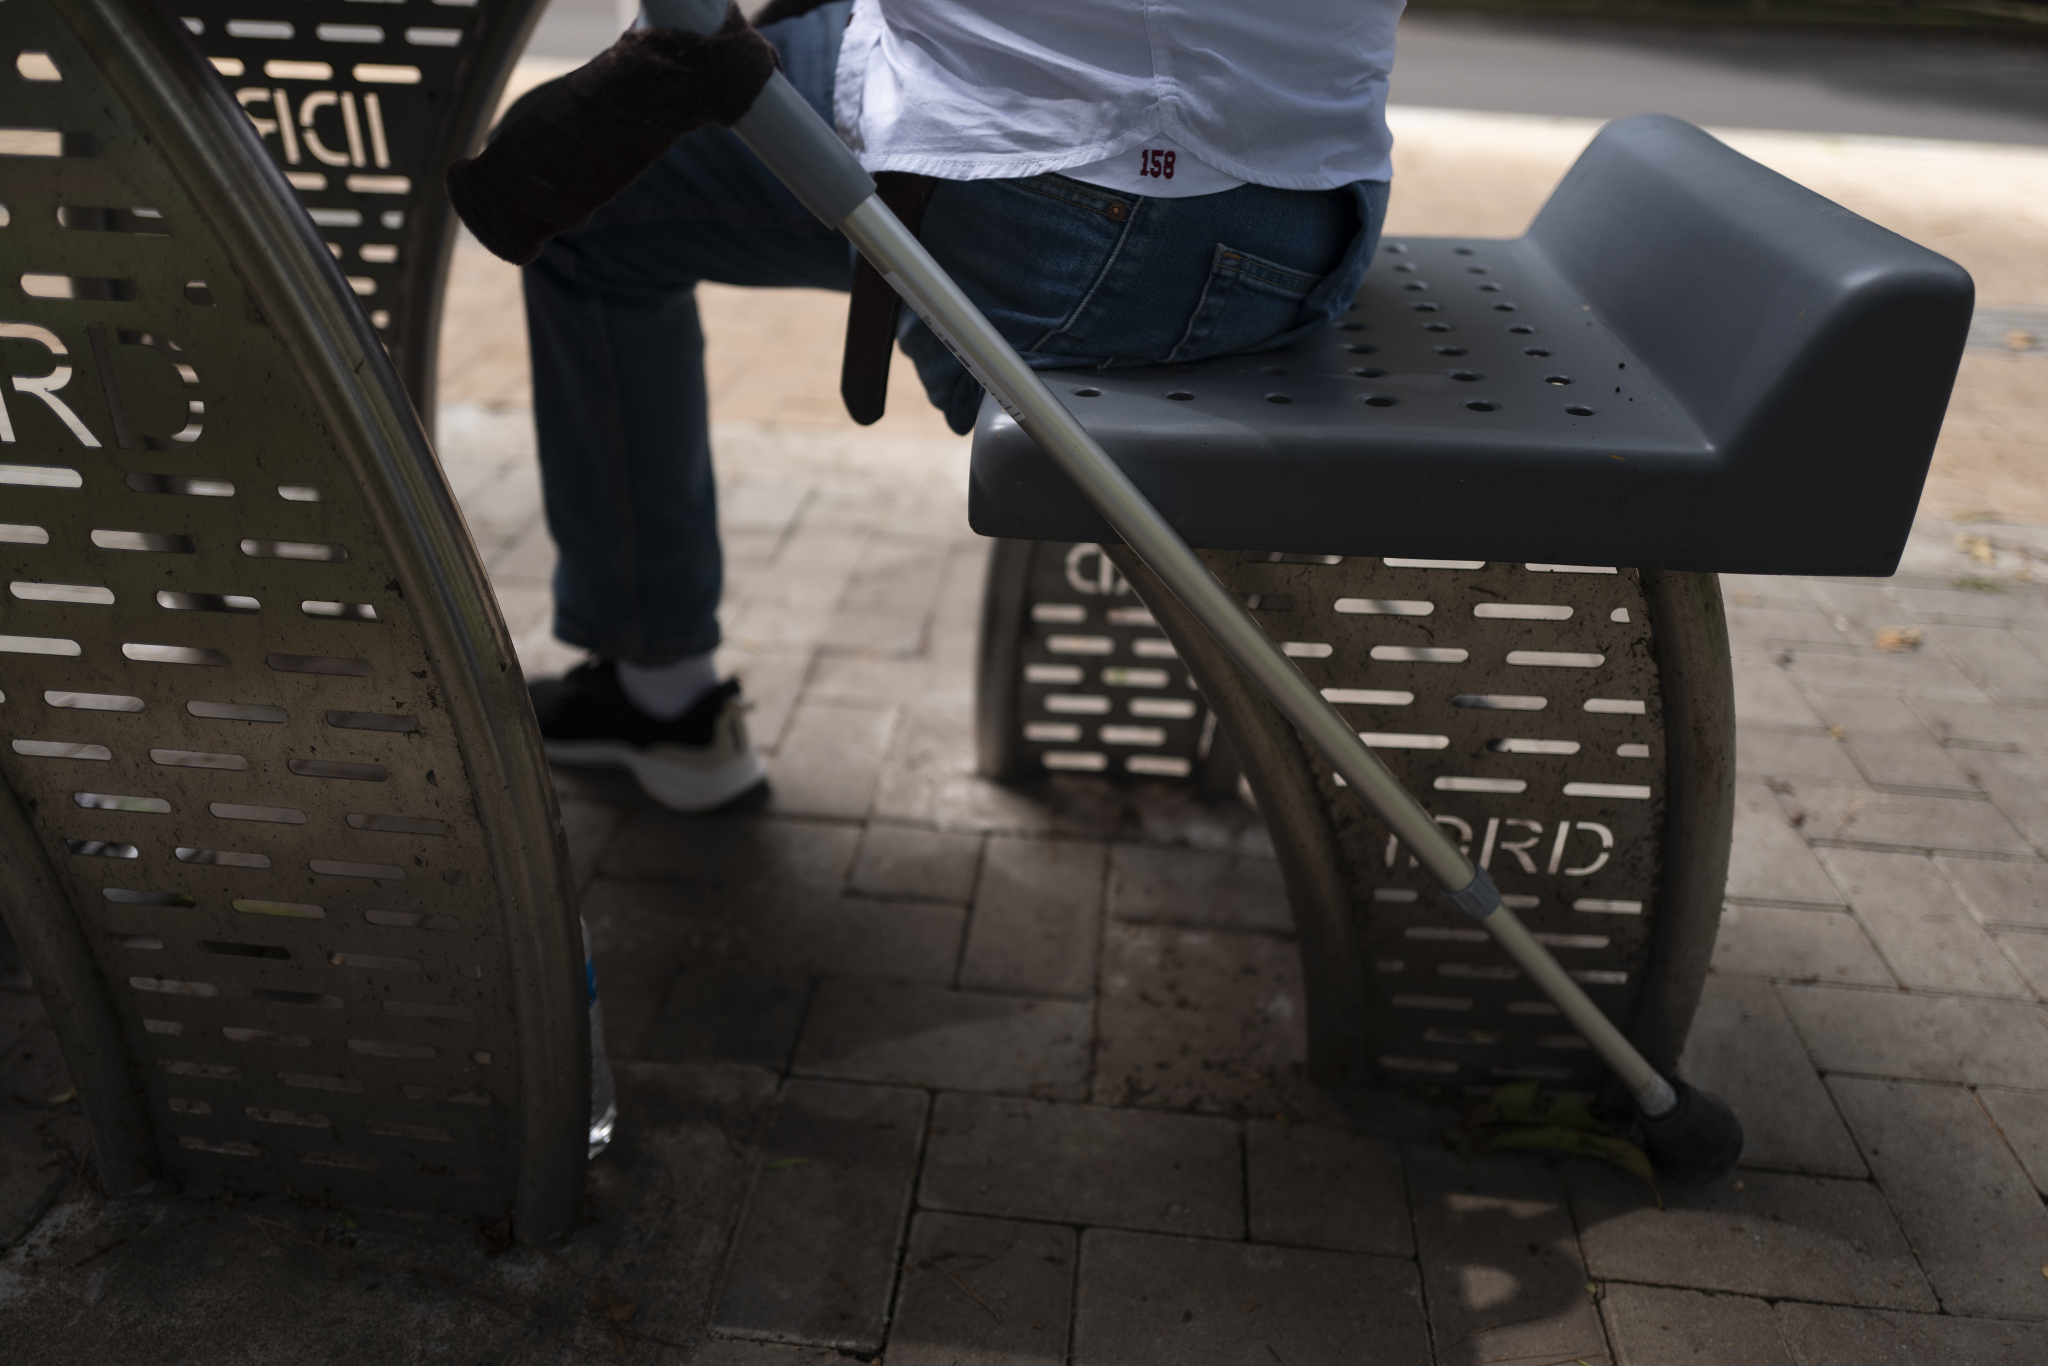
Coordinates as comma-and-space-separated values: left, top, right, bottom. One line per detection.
528, 659, 766, 812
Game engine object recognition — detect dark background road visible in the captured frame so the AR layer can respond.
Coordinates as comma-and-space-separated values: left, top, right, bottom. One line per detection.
526, 1, 2048, 145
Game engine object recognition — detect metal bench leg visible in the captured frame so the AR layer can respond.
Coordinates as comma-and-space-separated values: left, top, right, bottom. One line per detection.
975, 539, 1241, 791
1106, 545, 1734, 1099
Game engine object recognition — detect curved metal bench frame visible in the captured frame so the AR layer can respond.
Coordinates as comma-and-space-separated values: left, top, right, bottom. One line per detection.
979, 538, 1732, 1095
167, 0, 551, 419
2, 0, 583, 1238
1102, 548, 1732, 1092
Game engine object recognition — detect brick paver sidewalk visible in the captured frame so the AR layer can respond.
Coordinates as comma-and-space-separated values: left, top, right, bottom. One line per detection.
3, 111, 2046, 1363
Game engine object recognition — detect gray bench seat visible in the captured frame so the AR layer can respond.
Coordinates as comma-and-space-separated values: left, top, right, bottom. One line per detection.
969, 115, 1972, 577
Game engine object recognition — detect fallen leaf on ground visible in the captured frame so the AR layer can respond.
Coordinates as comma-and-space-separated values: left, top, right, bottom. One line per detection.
1448, 1081, 1660, 1198
1874, 626, 1923, 652
2007, 328, 2038, 351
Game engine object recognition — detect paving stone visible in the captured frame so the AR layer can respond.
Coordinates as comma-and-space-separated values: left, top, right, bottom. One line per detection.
850, 825, 984, 904
1952, 749, 2048, 857
870, 709, 1068, 835
637, 969, 812, 1070
723, 645, 812, 753
1769, 780, 2034, 856
1568, 1161, 1934, 1309
0, 1108, 87, 1251
1893, 582, 2048, 629
919, 1093, 1241, 1238
1679, 973, 1867, 1176
1093, 922, 1313, 1117
1829, 1076, 2048, 1320
1601, 1283, 1794, 1366
578, 1061, 789, 1353
1726, 604, 1856, 651
726, 600, 837, 650
713, 1080, 928, 1353
1408, 1145, 1609, 1366
1797, 579, 1901, 635
840, 540, 949, 619
603, 813, 861, 888
1815, 848, 2033, 996
958, 837, 1106, 1000
1777, 983, 2048, 1089
1779, 645, 1993, 703
793, 981, 1090, 1100
1976, 1087, 2048, 1196
1927, 623, 2048, 705
1992, 929, 2048, 999
1806, 695, 1981, 793
1735, 726, 1865, 783
581, 877, 751, 1058
1938, 856, 2048, 930
558, 800, 628, 893
1908, 698, 2047, 753
735, 896, 967, 984
1775, 1301, 2048, 1366
805, 655, 951, 710
1711, 906, 1895, 986
885, 1213, 1075, 1366
768, 702, 898, 820
688, 1341, 850, 1364
1106, 845, 1292, 933
1719, 575, 1809, 612
1070, 1229, 1427, 1366
813, 609, 927, 658
1729, 780, 1847, 906
1731, 649, 1828, 729
1245, 1121, 1410, 1257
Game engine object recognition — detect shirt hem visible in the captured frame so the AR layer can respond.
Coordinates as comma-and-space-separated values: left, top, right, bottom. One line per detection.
857, 151, 1394, 191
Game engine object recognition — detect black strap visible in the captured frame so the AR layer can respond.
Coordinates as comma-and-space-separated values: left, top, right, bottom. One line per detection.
840, 172, 938, 426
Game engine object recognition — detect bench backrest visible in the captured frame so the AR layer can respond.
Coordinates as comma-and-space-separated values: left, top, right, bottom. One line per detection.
1526, 115, 1972, 563
2, 0, 583, 1238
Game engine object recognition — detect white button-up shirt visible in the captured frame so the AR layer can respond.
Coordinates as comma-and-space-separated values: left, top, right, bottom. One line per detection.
833, 0, 1402, 193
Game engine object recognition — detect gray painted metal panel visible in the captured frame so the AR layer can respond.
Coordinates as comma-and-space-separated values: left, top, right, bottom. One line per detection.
968, 116, 1971, 576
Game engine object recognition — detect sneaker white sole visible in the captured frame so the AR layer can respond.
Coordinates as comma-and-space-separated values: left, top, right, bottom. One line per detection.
545, 739, 766, 813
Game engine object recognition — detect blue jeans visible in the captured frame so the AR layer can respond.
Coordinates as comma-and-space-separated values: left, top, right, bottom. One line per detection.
524, 2, 1388, 664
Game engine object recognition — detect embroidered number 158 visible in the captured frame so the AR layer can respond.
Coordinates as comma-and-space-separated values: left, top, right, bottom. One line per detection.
1138, 148, 1176, 180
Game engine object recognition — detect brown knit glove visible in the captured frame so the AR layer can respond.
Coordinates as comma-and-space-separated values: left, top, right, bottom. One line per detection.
447, 3, 778, 266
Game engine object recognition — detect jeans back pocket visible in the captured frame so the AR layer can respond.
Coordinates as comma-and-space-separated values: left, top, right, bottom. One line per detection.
1166, 243, 1324, 364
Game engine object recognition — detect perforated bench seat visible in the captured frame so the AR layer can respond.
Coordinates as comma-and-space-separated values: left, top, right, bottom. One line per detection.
969, 116, 1972, 578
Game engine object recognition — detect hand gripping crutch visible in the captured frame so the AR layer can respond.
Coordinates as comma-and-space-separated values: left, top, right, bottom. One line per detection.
645, 0, 1744, 1181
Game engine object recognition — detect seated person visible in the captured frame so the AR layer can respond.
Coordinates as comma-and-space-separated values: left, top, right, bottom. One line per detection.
524, 0, 1399, 810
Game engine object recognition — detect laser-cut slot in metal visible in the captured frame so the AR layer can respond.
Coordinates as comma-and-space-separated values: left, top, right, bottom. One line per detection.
176, 847, 270, 869
347, 812, 444, 836
125, 472, 231, 496
188, 700, 286, 723
73, 791, 168, 813
288, 758, 387, 781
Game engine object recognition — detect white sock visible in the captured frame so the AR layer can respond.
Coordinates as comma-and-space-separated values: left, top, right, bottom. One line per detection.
616, 652, 720, 721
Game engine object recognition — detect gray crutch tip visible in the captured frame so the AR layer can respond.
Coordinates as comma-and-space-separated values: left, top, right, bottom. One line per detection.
1637, 1076, 1745, 1184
